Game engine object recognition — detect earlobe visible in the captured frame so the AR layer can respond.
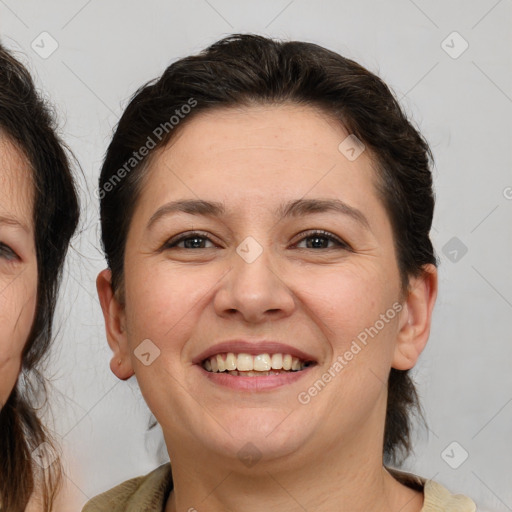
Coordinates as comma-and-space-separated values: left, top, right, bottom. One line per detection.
96, 269, 135, 380
392, 264, 438, 370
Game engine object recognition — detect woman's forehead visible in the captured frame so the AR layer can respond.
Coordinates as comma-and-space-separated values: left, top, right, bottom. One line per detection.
169, 103, 351, 150
146, 104, 374, 195
0, 136, 34, 228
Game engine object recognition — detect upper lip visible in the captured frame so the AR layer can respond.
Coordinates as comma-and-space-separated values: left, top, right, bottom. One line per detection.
192, 340, 318, 365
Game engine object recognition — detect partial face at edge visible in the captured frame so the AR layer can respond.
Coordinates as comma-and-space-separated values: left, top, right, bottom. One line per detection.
0, 136, 38, 407
99, 103, 435, 466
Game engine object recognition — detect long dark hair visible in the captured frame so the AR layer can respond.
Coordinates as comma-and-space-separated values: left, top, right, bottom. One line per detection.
0, 43, 79, 511
99, 34, 437, 465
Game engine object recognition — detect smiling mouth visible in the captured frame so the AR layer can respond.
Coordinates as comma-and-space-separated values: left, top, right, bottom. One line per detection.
201, 352, 316, 376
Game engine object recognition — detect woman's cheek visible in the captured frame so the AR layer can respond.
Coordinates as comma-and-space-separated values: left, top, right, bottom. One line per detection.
124, 263, 205, 344
0, 291, 36, 403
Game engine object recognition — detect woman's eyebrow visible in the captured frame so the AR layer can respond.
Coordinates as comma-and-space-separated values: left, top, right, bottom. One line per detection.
0, 214, 29, 233
278, 198, 370, 230
147, 198, 370, 231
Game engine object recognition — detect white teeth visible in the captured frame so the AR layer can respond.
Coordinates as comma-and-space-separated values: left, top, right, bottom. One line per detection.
237, 353, 253, 371
253, 354, 272, 371
271, 353, 283, 369
202, 352, 313, 373
225, 353, 237, 371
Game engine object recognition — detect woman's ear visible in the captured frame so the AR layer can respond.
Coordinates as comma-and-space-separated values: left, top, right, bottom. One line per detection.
392, 264, 438, 370
96, 269, 135, 380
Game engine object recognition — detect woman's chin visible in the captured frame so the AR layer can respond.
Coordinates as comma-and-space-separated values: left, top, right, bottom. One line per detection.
211, 438, 306, 471
185, 413, 314, 468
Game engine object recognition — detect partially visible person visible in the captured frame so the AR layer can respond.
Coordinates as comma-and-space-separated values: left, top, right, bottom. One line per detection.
0, 42, 79, 511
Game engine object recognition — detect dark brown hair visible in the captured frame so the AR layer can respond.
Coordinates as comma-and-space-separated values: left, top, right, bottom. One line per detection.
99, 34, 437, 465
0, 43, 79, 511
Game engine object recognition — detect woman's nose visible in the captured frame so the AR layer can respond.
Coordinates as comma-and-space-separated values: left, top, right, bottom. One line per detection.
212, 236, 296, 324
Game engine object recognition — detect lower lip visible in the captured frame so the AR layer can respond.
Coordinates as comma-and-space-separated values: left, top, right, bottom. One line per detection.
196, 365, 315, 391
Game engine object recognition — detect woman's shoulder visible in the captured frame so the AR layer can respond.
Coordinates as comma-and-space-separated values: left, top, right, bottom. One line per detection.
386, 467, 476, 512
81, 463, 476, 512
81, 463, 173, 512
422, 479, 476, 512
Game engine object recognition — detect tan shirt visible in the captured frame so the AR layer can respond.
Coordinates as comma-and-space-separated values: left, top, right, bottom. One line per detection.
82, 463, 476, 512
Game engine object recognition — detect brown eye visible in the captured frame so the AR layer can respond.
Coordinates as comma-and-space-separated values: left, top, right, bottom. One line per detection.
0, 242, 19, 262
163, 231, 216, 250
294, 230, 351, 250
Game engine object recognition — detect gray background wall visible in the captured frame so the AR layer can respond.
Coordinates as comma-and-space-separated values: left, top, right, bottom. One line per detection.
1, 1, 511, 510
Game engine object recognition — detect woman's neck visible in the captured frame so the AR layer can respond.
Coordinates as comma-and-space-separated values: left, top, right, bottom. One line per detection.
164, 438, 424, 512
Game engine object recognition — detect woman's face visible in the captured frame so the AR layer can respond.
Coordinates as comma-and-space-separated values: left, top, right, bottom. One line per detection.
101, 104, 435, 468
0, 137, 37, 407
